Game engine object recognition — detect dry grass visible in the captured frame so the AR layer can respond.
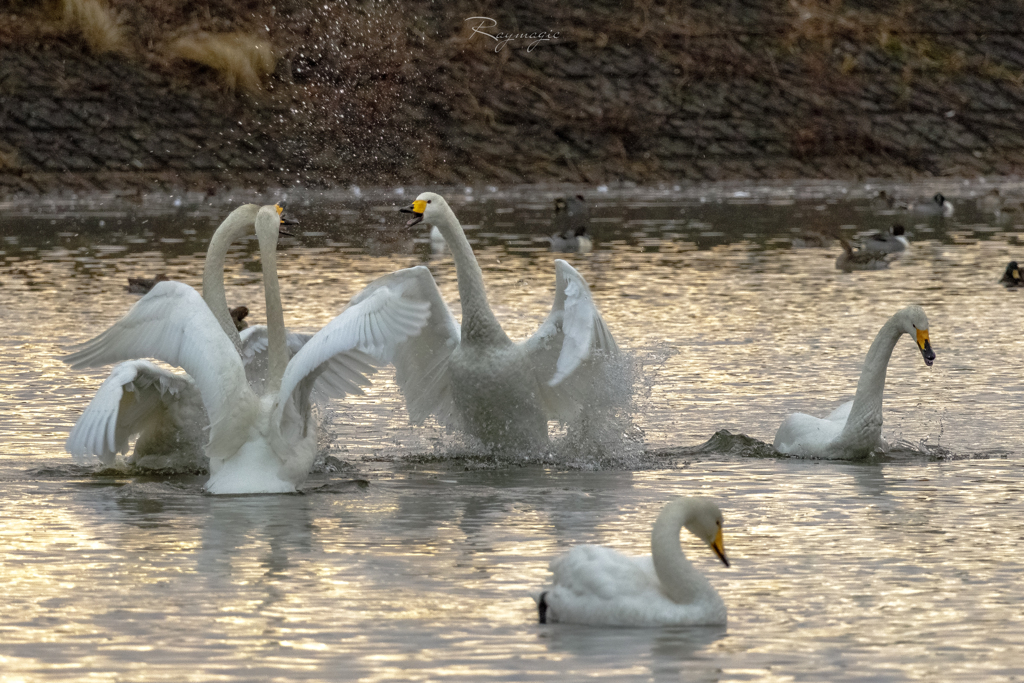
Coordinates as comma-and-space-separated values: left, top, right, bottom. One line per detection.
168, 32, 276, 93
61, 0, 124, 54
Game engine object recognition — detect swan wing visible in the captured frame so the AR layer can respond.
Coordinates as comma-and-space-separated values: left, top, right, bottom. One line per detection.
63, 281, 253, 454
773, 411, 846, 456
240, 326, 374, 399
550, 546, 657, 600
522, 260, 619, 421
65, 360, 197, 464
273, 281, 433, 425
825, 400, 854, 423
346, 266, 461, 425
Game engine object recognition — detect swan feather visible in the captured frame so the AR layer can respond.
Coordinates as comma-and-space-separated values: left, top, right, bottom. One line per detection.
63, 280, 255, 457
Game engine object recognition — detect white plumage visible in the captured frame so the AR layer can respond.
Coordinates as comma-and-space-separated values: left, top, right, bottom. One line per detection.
537, 497, 729, 627
65, 205, 431, 493
773, 305, 936, 459
393, 192, 619, 452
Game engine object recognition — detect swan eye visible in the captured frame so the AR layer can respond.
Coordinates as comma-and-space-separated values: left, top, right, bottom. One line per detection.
427, 200, 432, 204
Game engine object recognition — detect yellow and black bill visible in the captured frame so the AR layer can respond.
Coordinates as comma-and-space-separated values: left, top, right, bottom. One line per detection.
400, 200, 427, 227
916, 328, 935, 366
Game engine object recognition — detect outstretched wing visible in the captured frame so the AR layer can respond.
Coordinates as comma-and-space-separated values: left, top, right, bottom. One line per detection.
241, 325, 374, 399
272, 280, 434, 426
63, 281, 253, 455
344, 266, 461, 426
523, 260, 619, 421
66, 361, 199, 464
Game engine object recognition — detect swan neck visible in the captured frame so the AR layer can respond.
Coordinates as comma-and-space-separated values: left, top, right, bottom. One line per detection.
433, 205, 509, 346
202, 205, 258, 353
842, 315, 903, 440
650, 500, 700, 604
257, 230, 288, 395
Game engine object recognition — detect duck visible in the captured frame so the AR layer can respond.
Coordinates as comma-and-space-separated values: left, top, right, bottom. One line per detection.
1000, 261, 1023, 287
859, 224, 909, 255
536, 497, 729, 627
64, 205, 432, 493
773, 305, 936, 459
229, 305, 249, 331
127, 274, 169, 294
870, 190, 909, 211
977, 188, 1003, 214
550, 195, 592, 252
912, 193, 954, 218
363, 192, 620, 453
549, 226, 593, 253
835, 237, 892, 272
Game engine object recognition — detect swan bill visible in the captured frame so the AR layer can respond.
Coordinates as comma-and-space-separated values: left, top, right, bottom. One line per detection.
400, 200, 426, 227
711, 528, 729, 567
274, 203, 298, 233
916, 329, 935, 366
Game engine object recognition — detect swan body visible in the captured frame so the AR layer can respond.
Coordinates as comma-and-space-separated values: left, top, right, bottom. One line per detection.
537, 497, 729, 627
912, 193, 954, 217
65, 205, 431, 493
68, 205, 356, 468
1000, 261, 1023, 287
859, 224, 909, 255
773, 305, 936, 459
393, 192, 619, 452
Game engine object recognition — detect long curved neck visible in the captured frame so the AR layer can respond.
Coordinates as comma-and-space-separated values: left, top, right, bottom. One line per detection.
256, 228, 288, 395
651, 500, 701, 604
840, 315, 905, 444
202, 204, 260, 353
433, 204, 510, 347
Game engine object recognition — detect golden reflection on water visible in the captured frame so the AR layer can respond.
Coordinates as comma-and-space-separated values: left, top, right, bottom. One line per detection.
1, 191, 1023, 680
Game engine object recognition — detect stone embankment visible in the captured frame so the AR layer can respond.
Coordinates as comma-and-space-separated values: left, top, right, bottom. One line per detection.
4, 0, 1024, 195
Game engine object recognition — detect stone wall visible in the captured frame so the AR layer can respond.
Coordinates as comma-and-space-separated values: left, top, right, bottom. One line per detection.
4, 0, 1024, 195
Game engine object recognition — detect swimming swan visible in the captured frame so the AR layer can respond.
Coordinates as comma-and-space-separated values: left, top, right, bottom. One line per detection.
65, 205, 432, 493
381, 192, 618, 452
773, 305, 936, 459
536, 497, 729, 627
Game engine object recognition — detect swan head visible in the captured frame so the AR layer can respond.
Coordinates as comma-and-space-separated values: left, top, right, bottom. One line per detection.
680, 497, 729, 567
254, 204, 296, 242
899, 305, 935, 366
933, 193, 946, 206
891, 224, 905, 237
400, 192, 450, 229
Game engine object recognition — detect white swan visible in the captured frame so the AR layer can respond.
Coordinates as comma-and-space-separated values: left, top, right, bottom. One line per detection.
773, 305, 936, 459
373, 192, 618, 452
67, 204, 367, 468
65, 205, 432, 493
536, 497, 729, 627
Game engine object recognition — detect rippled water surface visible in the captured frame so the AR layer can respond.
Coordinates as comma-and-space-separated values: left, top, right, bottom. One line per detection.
1, 182, 1023, 680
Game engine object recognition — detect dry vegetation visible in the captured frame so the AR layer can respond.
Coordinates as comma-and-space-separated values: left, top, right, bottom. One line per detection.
168, 32, 276, 93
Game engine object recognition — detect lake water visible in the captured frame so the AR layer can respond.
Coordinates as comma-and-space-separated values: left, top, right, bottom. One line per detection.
1, 181, 1023, 681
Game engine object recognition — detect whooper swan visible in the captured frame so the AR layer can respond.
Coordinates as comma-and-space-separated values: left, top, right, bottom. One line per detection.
363, 192, 619, 452
65, 205, 431, 493
773, 305, 936, 459
536, 497, 729, 627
